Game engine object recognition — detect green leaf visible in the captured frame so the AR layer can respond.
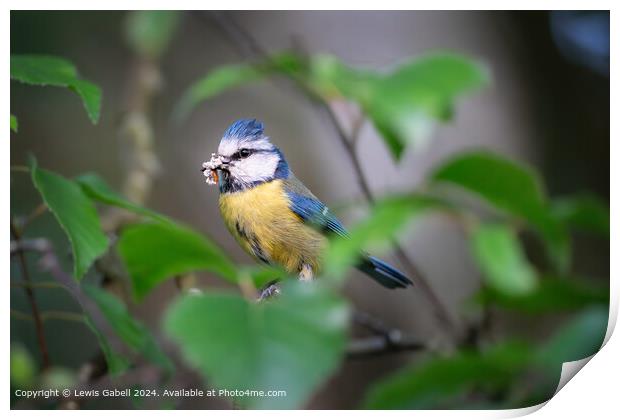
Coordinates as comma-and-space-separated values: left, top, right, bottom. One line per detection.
84, 317, 131, 376
471, 224, 537, 295
367, 54, 489, 159
10, 343, 36, 388
536, 306, 608, 369
164, 282, 349, 409
125, 11, 180, 59
176, 64, 262, 120
118, 221, 237, 300
30, 160, 109, 280
324, 194, 449, 281
432, 151, 570, 272
363, 341, 531, 409
10, 114, 18, 133
83, 285, 174, 373
532, 306, 608, 398
11, 55, 102, 123
175, 53, 302, 121
76, 173, 169, 223
551, 194, 609, 237
477, 275, 609, 314
307, 53, 488, 159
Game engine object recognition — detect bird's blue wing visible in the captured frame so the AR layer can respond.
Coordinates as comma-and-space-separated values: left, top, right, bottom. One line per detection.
283, 178, 348, 238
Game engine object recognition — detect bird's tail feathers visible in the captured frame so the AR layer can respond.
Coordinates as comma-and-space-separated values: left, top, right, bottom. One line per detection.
357, 256, 413, 289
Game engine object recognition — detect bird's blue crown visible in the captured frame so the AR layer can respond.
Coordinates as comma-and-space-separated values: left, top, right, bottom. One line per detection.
222, 119, 265, 141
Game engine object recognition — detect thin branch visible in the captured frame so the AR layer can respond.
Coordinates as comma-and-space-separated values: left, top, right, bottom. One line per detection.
21, 237, 126, 354
203, 11, 460, 339
10, 218, 50, 369
11, 309, 87, 324
347, 311, 426, 358
347, 335, 426, 358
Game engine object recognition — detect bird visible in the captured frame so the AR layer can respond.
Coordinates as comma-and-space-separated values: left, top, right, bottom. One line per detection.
202, 118, 412, 298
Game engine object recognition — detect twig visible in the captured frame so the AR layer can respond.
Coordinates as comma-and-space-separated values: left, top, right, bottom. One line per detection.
203, 11, 460, 339
10, 218, 50, 369
20, 237, 126, 354
11, 309, 86, 324
347, 311, 426, 358
347, 336, 426, 358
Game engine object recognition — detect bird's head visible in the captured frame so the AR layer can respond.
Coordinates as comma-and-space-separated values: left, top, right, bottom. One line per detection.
203, 119, 289, 193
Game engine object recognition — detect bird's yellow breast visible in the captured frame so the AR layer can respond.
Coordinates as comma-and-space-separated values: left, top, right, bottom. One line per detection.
218, 180, 326, 273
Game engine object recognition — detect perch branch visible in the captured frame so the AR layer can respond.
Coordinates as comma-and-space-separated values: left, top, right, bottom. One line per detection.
10, 219, 50, 369
347, 311, 426, 358
204, 11, 459, 338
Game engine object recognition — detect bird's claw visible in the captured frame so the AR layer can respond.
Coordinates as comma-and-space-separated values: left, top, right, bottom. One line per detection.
257, 283, 281, 302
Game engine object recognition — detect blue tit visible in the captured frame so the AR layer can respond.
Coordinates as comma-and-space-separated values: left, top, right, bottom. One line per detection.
202, 118, 412, 289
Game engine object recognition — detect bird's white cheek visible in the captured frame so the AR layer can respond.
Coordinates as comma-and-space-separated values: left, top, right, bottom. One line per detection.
233, 154, 279, 183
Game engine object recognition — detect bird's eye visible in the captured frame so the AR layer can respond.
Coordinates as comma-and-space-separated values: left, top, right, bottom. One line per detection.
238, 149, 252, 159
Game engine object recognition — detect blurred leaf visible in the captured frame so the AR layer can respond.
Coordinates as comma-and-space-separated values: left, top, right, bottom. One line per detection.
84, 317, 131, 376
10, 343, 36, 388
11, 55, 102, 123
175, 52, 485, 156
363, 341, 531, 409
30, 160, 109, 280
471, 224, 537, 295
165, 282, 349, 409
39, 367, 77, 390
176, 64, 261, 120
118, 221, 237, 300
10, 114, 18, 133
125, 11, 180, 59
76, 173, 169, 223
536, 306, 608, 369
432, 151, 570, 272
324, 194, 449, 281
367, 54, 488, 159
238, 264, 288, 289
477, 275, 609, 314
83, 285, 173, 373
532, 306, 608, 398
175, 53, 302, 120
551, 194, 609, 237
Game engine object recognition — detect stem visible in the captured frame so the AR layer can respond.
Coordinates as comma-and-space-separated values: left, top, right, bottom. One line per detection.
10, 218, 50, 369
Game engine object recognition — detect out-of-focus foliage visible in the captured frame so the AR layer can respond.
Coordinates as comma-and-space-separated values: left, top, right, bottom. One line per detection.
30, 159, 109, 280
84, 317, 131, 376
431, 151, 570, 272
307, 54, 489, 158
165, 282, 349, 409
76, 173, 169, 223
471, 224, 537, 296
10, 344, 37, 388
323, 194, 450, 282
10, 55, 102, 123
83, 285, 174, 374
117, 221, 237, 300
177, 52, 487, 159
10, 114, 18, 133
364, 341, 531, 409
175, 53, 302, 120
125, 11, 180, 59
550, 194, 610, 237
364, 307, 607, 409
476, 275, 609, 314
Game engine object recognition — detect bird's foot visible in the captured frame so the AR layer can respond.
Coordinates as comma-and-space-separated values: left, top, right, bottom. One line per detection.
257, 282, 281, 302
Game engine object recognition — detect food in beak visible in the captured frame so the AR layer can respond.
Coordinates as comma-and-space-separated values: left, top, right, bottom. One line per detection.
202, 153, 223, 185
